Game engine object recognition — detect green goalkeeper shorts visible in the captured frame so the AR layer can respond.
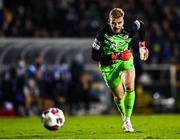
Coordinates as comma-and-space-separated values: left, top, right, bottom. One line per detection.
99, 57, 135, 90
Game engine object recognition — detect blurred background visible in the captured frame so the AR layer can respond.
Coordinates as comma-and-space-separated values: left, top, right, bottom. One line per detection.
0, 0, 180, 116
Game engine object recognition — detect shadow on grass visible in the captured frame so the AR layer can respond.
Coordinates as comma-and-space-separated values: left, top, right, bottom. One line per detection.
144, 136, 160, 139
119, 130, 143, 134
135, 130, 143, 133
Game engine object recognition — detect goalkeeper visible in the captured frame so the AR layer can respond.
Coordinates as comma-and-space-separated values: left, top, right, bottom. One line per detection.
91, 8, 149, 132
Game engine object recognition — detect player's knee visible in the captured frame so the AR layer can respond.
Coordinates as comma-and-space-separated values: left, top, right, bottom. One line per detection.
125, 82, 134, 90
125, 84, 134, 91
116, 95, 124, 100
112, 92, 124, 100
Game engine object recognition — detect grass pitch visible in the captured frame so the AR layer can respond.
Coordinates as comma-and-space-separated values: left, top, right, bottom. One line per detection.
0, 114, 180, 139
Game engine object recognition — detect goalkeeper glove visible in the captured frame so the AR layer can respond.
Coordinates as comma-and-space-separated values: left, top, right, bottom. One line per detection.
112, 50, 132, 61
139, 41, 149, 61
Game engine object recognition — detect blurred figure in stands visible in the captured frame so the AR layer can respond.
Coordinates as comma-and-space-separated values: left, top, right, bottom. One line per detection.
68, 53, 92, 115
23, 75, 40, 116
15, 55, 27, 115
24, 55, 50, 116
52, 65, 71, 111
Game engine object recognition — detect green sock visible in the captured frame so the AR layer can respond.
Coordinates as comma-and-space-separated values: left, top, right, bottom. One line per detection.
114, 96, 125, 118
124, 90, 135, 118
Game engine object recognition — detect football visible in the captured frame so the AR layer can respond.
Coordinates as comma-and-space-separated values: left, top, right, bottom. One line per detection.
41, 107, 65, 130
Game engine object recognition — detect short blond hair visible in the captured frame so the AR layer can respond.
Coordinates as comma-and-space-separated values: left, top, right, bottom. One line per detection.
109, 8, 124, 18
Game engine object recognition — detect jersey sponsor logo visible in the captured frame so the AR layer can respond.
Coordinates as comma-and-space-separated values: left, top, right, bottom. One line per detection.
123, 35, 129, 39
92, 38, 101, 50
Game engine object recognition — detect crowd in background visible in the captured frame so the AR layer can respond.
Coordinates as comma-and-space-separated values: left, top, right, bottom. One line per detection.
0, 54, 109, 116
0, 0, 180, 116
0, 0, 179, 64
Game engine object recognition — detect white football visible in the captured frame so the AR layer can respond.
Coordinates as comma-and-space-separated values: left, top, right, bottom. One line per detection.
41, 107, 65, 130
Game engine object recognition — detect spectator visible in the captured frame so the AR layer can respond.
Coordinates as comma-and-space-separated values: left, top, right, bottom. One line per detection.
1, 0, 178, 64
52, 65, 71, 111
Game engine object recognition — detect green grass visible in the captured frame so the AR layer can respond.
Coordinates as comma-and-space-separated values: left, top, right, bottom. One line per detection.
0, 114, 180, 139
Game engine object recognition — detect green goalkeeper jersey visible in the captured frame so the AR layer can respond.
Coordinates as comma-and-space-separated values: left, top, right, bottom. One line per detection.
102, 31, 132, 63
92, 19, 145, 72
91, 19, 145, 89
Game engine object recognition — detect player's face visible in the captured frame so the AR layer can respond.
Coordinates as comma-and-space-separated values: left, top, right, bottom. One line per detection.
109, 17, 124, 33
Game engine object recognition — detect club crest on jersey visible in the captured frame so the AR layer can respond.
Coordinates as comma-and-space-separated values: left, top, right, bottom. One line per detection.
123, 35, 129, 40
